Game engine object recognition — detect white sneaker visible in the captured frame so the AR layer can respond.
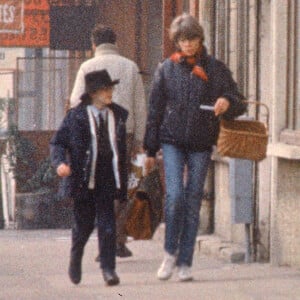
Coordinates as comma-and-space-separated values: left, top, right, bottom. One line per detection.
157, 252, 176, 280
178, 265, 193, 282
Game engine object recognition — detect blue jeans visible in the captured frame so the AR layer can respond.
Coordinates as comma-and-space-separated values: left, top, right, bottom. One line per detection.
162, 143, 211, 267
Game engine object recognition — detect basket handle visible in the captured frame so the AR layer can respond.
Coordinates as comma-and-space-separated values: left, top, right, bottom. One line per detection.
242, 100, 269, 129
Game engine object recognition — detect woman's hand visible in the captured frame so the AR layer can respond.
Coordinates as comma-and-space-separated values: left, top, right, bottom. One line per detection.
56, 163, 71, 177
214, 97, 230, 116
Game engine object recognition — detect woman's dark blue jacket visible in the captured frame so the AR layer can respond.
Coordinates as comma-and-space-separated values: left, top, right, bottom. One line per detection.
50, 103, 128, 201
143, 51, 246, 157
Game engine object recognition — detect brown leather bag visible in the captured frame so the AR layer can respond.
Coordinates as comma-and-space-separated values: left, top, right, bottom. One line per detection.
125, 197, 153, 240
125, 168, 163, 240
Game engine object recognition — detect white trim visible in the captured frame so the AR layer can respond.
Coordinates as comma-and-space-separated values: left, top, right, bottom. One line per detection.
267, 143, 300, 160
269, 0, 289, 266
87, 106, 97, 189
1, 153, 16, 228
107, 109, 121, 189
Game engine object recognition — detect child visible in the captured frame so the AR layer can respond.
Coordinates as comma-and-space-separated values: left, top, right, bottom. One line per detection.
50, 70, 128, 286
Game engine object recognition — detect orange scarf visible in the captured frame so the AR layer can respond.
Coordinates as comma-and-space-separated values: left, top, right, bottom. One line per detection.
170, 51, 208, 82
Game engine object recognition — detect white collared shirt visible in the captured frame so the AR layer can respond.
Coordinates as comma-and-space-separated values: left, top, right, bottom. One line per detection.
89, 105, 108, 127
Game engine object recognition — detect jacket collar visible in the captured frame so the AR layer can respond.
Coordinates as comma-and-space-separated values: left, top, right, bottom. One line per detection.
94, 43, 119, 57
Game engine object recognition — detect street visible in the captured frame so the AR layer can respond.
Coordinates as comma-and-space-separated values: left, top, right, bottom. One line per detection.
0, 227, 300, 300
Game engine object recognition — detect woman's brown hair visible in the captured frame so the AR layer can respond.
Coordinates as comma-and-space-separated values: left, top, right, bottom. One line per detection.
169, 13, 205, 43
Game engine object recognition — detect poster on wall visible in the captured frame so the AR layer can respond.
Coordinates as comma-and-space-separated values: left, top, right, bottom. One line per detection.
0, 0, 49, 47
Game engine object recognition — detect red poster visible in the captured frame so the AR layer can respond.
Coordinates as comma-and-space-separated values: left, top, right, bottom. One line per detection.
0, 0, 50, 47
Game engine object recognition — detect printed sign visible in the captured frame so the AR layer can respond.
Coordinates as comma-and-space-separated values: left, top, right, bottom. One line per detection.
0, 0, 24, 34
0, 0, 49, 47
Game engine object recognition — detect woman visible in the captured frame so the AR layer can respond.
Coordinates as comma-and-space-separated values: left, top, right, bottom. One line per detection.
143, 13, 246, 282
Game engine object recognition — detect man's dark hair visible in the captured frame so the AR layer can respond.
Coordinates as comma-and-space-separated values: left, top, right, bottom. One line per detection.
91, 24, 117, 46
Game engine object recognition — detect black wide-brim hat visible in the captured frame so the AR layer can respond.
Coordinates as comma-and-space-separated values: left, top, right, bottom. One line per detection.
80, 69, 120, 102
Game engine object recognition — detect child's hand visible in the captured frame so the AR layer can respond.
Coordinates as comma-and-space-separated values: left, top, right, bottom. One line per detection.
57, 163, 71, 177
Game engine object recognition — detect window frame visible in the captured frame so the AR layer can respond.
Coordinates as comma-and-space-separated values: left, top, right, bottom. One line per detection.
280, 1, 300, 145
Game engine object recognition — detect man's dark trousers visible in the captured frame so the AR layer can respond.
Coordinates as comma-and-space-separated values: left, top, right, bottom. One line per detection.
70, 153, 117, 271
71, 188, 116, 271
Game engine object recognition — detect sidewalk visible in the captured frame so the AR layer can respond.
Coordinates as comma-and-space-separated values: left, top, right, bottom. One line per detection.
0, 226, 300, 300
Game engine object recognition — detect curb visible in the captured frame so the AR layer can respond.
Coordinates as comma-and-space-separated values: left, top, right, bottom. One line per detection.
196, 235, 246, 263
153, 223, 246, 263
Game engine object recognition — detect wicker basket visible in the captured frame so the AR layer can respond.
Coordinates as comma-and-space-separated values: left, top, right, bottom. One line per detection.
217, 101, 269, 161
